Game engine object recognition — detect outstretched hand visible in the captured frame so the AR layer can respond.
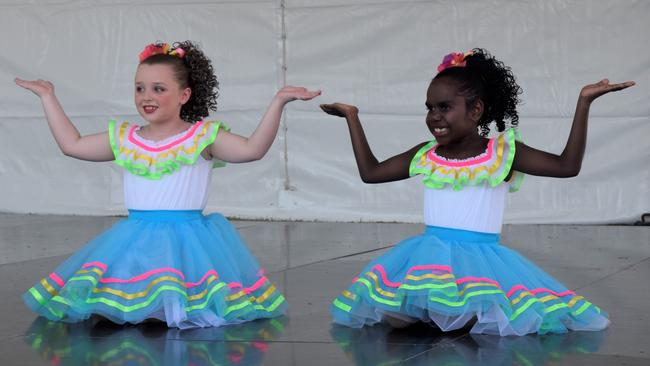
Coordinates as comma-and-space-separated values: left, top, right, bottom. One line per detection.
580, 79, 635, 104
276, 86, 321, 103
15, 78, 55, 98
320, 103, 359, 118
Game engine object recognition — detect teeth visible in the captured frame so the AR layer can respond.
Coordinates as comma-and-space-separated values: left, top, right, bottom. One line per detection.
434, 128, 447, 133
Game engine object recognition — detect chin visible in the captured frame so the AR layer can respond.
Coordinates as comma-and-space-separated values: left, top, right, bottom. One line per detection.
432, 135, 450, 144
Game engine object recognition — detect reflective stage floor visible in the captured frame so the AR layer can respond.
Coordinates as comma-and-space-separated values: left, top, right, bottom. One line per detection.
0, 213, 648, 365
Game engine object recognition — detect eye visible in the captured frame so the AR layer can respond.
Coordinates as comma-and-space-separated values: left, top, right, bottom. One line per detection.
154, 86, 166, 93
135, 86, 144, 93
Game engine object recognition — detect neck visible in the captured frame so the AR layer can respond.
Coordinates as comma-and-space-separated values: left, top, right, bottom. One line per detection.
143, 118, 192, 139
438, 133, 487, 159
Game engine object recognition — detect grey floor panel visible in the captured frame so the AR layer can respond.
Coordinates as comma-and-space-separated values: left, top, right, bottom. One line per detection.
0, 214, 648, 365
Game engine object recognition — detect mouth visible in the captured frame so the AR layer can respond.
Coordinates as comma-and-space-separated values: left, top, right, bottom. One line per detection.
432, 127, 449, 137
142, 105, 158, 114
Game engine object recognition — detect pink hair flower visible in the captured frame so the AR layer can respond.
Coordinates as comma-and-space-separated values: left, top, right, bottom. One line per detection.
138, 43, 185, 62
169, 47, 185, 58
437, 51, 474, 73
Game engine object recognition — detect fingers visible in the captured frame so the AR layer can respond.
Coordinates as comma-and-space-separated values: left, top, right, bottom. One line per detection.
297, 89, 322, 100
607, 81, 635, 91
15, 78, 38, 91
320, 104, 336, 113
320, 103, 340, 111
591, 79, 635, 90
320, 104, 341, 116
14, 77, 30, 87
15, 78, 41, 87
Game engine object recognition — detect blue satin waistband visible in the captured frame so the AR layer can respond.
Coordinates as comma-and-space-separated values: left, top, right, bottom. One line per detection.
424, 225, 499, 243
128, 210, 204, 221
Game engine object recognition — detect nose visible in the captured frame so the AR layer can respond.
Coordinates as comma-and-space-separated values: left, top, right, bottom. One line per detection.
142, 89, 153, 102
426, 109, 441, 123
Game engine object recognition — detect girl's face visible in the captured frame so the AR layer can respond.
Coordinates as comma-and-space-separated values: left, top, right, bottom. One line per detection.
425, 77, 482, 145
134, 63, 191, 124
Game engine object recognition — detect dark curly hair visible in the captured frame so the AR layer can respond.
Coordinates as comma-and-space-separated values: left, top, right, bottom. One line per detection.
435, 48, 522, 136
141, 41, 218, 123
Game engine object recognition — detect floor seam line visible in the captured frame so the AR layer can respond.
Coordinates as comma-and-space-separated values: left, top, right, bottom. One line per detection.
573, 256, 650, 292
271, 244, 396, 273
401, 334, 471, 361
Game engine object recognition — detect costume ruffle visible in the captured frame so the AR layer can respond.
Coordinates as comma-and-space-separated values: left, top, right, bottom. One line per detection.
409, 128, 524, 192
331, 226, 609, 336
109, 120, 229, 180
23, 211, 287, 329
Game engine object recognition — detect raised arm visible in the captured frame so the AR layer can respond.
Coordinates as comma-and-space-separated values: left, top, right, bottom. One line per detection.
512, 79, 635, 177
320, 103, 426, 183
209, 86, 320, 163
14, 78, 114, 162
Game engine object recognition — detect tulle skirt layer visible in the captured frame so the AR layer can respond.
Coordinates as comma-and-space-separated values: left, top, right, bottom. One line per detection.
24, 210, 287, 329
331, 226, 608, 336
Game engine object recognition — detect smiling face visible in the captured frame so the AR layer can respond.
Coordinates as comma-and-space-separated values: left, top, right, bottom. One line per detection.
134, 63, 191, 125
425, 76, 482, 146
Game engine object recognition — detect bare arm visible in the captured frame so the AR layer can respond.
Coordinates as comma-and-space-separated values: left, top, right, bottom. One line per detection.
14, 78, 114, 162
512, 79, 635, 177
320, 103, 426, 183
210, 86, 321, 163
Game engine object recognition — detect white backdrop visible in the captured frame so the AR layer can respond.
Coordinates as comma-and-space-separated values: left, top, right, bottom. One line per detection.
0, 0, 648, 224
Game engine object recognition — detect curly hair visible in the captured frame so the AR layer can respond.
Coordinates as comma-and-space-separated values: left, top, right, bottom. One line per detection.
435, 48, 522, 136
141, 41, 219, 123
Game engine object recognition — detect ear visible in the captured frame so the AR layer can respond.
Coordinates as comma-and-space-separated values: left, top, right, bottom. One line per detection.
469, 99, 484, 123
180, 87, 192, 105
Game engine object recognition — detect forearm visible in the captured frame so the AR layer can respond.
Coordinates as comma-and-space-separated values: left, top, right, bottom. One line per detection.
40, 93, 82, 156
211, 86, 320, 163
244, 97, 287, 160
558, 98, 591, 176
343, 111, 381, 182
512, 79, 634, 178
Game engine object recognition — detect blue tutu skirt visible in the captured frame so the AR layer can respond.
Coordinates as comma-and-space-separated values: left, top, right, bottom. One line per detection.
331, 226, 609, 336
24, 210, 287, 329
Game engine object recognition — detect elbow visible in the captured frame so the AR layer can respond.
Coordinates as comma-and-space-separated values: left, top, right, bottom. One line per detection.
239, 151, 264, 163
360, 173, 380, 184
560, 164, 581, 178
246, 142, 268, 162
249, 150, 265, 162
61, 146, 76, 158
359, 169, 371, 183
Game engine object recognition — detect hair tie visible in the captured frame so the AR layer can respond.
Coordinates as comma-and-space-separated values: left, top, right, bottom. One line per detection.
437, 50, 474, 73
139, 43, 186, 62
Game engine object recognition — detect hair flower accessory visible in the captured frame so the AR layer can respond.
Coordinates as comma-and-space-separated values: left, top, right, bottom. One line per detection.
437, 50, 474, 73
139, 43, 186, 62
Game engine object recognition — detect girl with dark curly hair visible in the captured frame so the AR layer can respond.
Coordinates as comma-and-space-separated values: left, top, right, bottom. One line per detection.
322, 48, 633, 335
15, 41, 320, 328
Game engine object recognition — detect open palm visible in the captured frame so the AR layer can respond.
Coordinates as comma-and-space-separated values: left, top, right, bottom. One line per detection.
320, 103, 359, 118
276, 86, 321, 103
15, 78, 55, 98
580, 79, 635, 103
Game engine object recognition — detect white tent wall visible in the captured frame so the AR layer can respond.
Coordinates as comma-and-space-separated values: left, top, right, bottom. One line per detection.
0, 0, 648, 224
